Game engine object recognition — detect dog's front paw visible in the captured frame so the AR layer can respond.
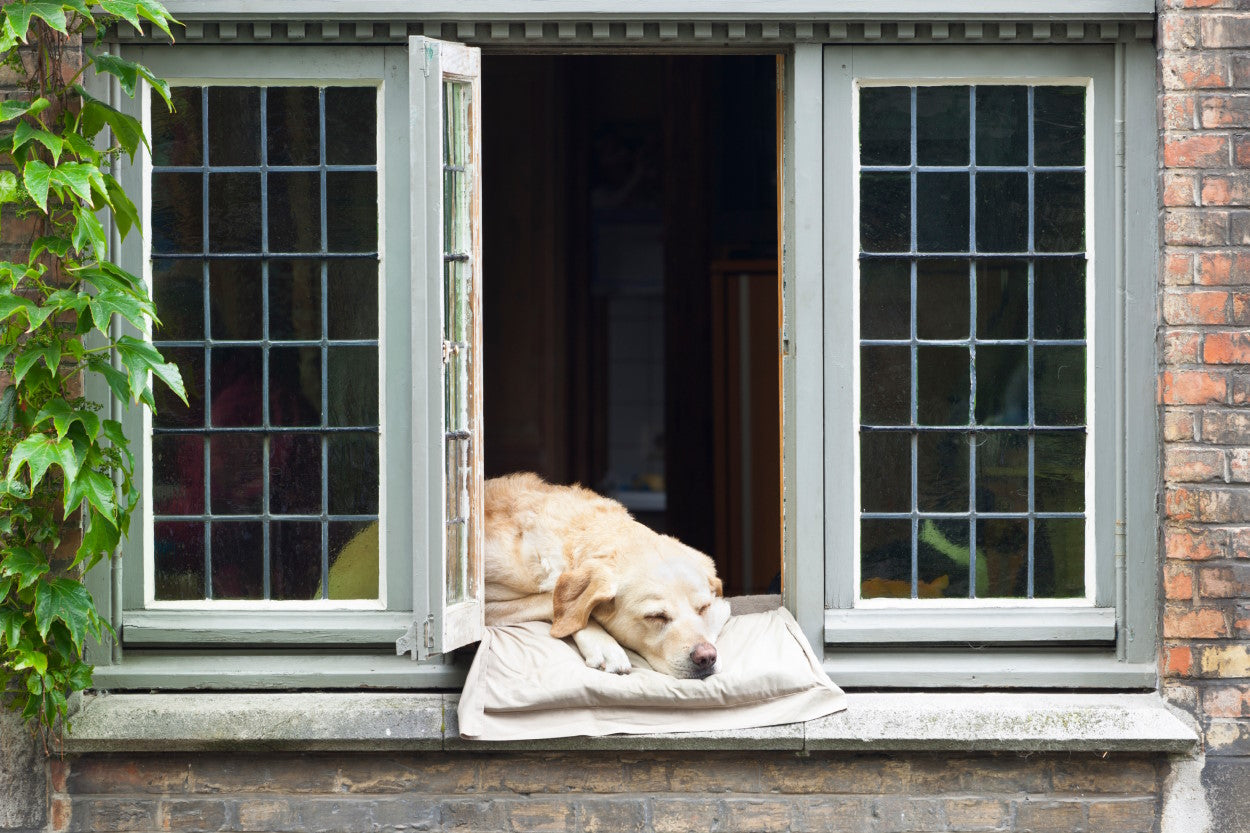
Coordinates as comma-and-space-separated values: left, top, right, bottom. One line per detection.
582, 641, 632, 674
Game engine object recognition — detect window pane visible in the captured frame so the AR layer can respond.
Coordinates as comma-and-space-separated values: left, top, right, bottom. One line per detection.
916, 86, 969, 166
154, 522, 205, 600
860, 259, 910, 340
860, 87, 910, 165
152, 87, 202, 167
858, 82, 1090, 601
150, 83, 381, 605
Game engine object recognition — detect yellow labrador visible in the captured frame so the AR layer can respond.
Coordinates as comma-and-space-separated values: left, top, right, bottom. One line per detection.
483, 473, 731, 678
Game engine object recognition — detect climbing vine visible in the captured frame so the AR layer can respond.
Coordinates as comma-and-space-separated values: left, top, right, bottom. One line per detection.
0, 0, 180, 748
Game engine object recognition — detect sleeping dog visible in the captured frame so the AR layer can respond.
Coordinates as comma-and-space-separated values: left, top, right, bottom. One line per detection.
483, 472, 731, 679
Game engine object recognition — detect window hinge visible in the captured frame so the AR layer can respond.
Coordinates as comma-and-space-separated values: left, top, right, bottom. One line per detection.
424, 613, 435, 650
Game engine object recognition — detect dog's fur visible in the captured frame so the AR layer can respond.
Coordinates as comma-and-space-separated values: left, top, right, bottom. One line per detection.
483, 472, 731, 678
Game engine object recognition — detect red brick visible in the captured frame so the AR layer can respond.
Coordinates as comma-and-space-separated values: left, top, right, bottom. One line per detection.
1164, 94, 1198, 130
1165, 208, 1230, 246
1204, 96, 1250, 128
1235, 528, 1250, 557
1233, 292, 1250, 322
1198, 488, 1250, 521
1167, 0, 1229, 8
1204, 173, 1250, 205
50, 797, 69, 833
1166, 291, 1231, 324
1165, 447, 1225, 481
1164, 53, 1231, 89
1165, 330, 1203, 364
1161, 370, 1228, 404
1232, 374, 1250, 403
1202, 14, 1250, 48
1165, 645, 1194, 677
1163, 13, 1201, 51
1237, 134, 1250, 166
1167, 172, 1199, 206
1230, 448, 1250, 481
1200, 563, 1250, 596
1164, 410, 1198, 442
1165, 605, 1230, 638
1206, 685, 1250, 717
1166, 526, 1229, 559
1198, 252, 1250, 284
1168, 253, 1196, 285
1166, 562, 1196, 600
1165, 134, 1231, 167
1167, 489, 1201, 522
1203, 409, 1250, 443
1206, 331, 1250, 363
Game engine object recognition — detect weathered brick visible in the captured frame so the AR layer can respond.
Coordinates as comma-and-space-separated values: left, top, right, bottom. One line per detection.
578, 799, 646, 833
1203, 409, 1250, 443
66, 755, 192, 794
1165, 447, 1225, 481
1161, 370, 1228, 404
1204, 95, 1250, 128
507, 799, 575, 833
190, 754, 338, 794
1163, 12, 1202, 51
439, 798, 507, 831
68, 799, 158, 833
1233, 290, 1250, 322
1234, 527, 1250, 558
1167, 171, 1200, 206
1207, 685, 1250, 717
337, 754, 478, 794
1086, 799, 1158, 832
479, 755, 624, 793
1164, 93, 1198, 130
720, 798, 793, 833
1202, 14, 1250, 48
872, 797, 944, 833
1164, 409, 1198, 442
1166, 562, 1197, 600
1014, 799, 1086, 832
1206, 330, 1250, 363
1166, 290, 1232, 324
1169, 134, 1232, 168
1196, 251, 1250, 285
941, 797, 1011, 830
372, 797, 440, 831
1198, 644, 1250, 676
159, 799, 228, 833
1231, 448, 1250, 481
1167, 488, 1200, 521
1165, 208, 1229, 246
905, 754, 1052, 794
1164, 604, 1231, 638
668, 759, 761, 792
1164, 329, 1203, 363
1201, 563, 1250, 596
795, 797, 875, 833
294, 799, 379, 833
1199, 487, 1250, 521
233, 799, 295, 832
1206, 720, 1250, 755
1168, 252, 1195, 285
1165, 644, 1195, 676
1164, 52, 1231, 88
760, 755, 901, 794
650, 798, 721, 833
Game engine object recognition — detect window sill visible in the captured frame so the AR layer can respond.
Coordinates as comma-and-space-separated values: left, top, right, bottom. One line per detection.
64, 691, 1198, 754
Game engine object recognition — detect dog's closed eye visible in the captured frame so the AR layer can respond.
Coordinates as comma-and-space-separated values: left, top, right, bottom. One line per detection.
697, 604, 711, 616
645, 612, 671, 624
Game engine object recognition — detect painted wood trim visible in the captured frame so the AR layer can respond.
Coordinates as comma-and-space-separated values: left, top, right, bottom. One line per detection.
91, 652, 466, 689
122, 611, 411, 645
157, 1, 1155, 18
824, 651, 1156, 688
824, 606, 1116, 644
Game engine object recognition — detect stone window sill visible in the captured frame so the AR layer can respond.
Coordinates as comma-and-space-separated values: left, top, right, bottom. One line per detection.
64, 691, 1198, 754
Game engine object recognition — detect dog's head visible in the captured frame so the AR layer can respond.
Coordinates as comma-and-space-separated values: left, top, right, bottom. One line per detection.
550, 532, 730, 679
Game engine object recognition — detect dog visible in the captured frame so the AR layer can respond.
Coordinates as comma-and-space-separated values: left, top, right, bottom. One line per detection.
483, 472, 731, 679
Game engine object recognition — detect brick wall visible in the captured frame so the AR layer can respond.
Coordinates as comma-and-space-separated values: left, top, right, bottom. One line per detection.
1160, 0, 1250, 828
46, 751, 1162, 833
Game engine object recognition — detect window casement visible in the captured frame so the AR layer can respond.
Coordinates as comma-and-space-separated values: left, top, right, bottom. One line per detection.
816, 44, 1158, 686
84, 30, 1157, 690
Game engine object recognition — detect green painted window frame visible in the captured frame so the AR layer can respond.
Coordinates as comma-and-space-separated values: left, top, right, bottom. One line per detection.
808, 43, 1158, 687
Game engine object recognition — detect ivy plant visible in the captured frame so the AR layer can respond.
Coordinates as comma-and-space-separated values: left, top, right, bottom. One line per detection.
0, 0, 181, 748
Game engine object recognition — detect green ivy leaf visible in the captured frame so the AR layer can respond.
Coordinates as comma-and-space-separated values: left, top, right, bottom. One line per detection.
14, 648, 47, 675
0, 170, 21, 204
0, 607, 21, 647
5, 433, 79, 490
71, 203, 107, 258
96, 0, 175, 42
0, 97, 48, 123
33, 399, 101, 442
76, 86, 145, 157
89, 287, 153, 331
75, 507, 120, 567
0, 546, 49, 591
51, 161, 101, 207
100, 418, 134, 469
0, 386, 15, 429
74, 261, 145, 299
34, 579, 95, 647
22, 159, 50, 212
30, 235, 69, 260
0, 294, 37, 326
66, 662, 92, 691
62, 131, 100, 165
64, 467, 116, 522
12, 341, 59, 386
115, 334, 187, 405
12, 121, 63, 164
103, 173, 139, 238
5, 1, 68, 40
91, 53, 172, 107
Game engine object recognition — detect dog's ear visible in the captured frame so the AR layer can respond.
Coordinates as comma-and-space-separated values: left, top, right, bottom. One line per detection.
550, 562, 616, 638
709, 575, 724, 598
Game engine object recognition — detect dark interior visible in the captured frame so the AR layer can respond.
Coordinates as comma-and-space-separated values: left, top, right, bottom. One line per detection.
481, 55, 780, 596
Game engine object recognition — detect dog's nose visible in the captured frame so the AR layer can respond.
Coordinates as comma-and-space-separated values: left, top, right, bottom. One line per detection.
690, 642, 717, 670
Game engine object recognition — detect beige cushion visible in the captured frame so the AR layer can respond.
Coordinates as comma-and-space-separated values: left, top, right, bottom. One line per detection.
457, 606, 846, 741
